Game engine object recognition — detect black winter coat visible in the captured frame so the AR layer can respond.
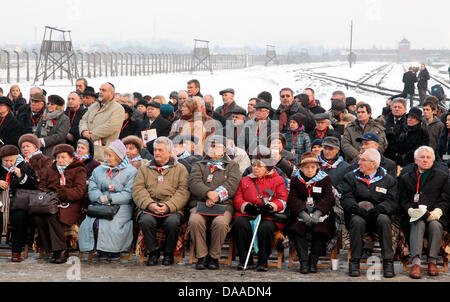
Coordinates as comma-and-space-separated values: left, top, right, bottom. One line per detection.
0, 112, 21, 147
0, 161, 39, 199
17, 104, 45, 135
417, 68, 430, 90
396, 123, 430, 166
144, 115, 172, 154
350, 155, 397, 179
65, 107, 87, 148
399, 163, 450, 229
340, 167, 398, 227
402, 71, 417, 95
119, 118, 140, 139
437, 128, 450, 168
309, 127, 341, 142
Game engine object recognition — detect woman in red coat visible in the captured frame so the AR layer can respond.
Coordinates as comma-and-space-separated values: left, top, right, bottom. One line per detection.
287, 152, 335, 274
232, 147, 288, 272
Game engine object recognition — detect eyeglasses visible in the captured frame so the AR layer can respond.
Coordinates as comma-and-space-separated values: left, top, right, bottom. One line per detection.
281, 95, 291, 98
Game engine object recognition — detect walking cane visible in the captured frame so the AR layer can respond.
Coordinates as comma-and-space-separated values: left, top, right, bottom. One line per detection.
241, 189, 275, 276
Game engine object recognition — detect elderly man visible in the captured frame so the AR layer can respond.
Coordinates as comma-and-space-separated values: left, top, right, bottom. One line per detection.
17, 92, 46, 134
273, 88, 305, 134
349, 132, 397, 178
341, 103, 387, 162
341, 148, 398, 278
215, 88, 245, 120
187, 79, 203, 98
223, 107, 247, 146
81, 86, 97, 109
79, 83, 124, 161
65, 91, 87, 148
143, 101, 171, 153
132, 137, 190, 266
75, 78, 88, 94
204, 94, 226, 127
309, 113, 340, 142
399, 146, 450, 279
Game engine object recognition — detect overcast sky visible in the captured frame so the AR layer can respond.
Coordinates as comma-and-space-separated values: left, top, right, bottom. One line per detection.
2, 0, 449, 50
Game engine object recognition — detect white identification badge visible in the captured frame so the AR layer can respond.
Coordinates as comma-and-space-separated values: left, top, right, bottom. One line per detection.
291, 149, 296, 155
306, 197, 314, 205
158, 175, 164, 183
443, 154, 450, 160
108, 184, 115, 191
376, 187, 387, 194
313, 187, 322, 193
413, 193, 420, 203
207, 174, 214, 183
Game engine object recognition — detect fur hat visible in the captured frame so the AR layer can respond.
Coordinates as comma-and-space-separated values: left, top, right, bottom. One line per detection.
289, 113, 306, 127
53, 144, 75, 158
19, 134, 41, 149
299, 151, 320, 165
107, 140, 127, 161
122, 135, 143, 151
0, 145, 20, 158
47, 95, 65, 106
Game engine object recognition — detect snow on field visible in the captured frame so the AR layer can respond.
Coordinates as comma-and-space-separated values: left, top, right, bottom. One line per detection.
2, 61, 449, 118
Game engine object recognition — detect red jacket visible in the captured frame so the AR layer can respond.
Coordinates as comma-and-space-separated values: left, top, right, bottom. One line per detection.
233, 170, 288, 229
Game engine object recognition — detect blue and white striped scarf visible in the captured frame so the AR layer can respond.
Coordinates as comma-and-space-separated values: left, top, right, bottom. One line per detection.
353, 167, 387, 185
24, 150, 43, 162
74, 152, 90, 161
2, 154, 25, 172
177, 150, 191, 160
130, 155, 142, 162
295, 169, 328, 184
103, 156, 131, 171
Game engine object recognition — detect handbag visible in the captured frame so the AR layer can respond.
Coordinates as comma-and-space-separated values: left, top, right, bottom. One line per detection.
87, 203, 120, 220
252, 179, 290, 224
10, 189, 37, 210
29, 190, 63, 215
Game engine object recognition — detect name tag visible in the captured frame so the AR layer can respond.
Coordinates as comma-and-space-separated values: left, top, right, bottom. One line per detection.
443, 154, 450, 160
312, 187, 322, 193
207, 174, 214, 183
158, 175, 164, 183
376, 187, 387, 194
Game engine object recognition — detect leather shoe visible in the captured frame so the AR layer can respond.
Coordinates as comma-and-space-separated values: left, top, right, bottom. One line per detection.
383, 260, 395, 278
237, 258, 254, 271
208, 258, 220, 270
348, 259, 360, 277
54, 250, 69, 264
11, 252, 22, 263
162, 253, 174, 266
256, 262, 268, 272
300, 261, 309, 274
309, 256, 318, 273
409, 264, 421, 279
146, 251, 159, 266
428, 262, 439, 277
195, 257, 208, 270
49, 251, 59, 263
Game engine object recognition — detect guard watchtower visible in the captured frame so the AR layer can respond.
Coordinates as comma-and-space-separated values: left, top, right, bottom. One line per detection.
265, 45, 277, 66
190, 39, 213, 74
34, 26, 78, 85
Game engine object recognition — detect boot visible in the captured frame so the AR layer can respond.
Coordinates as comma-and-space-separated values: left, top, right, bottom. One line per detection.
309, 255, 318, 273
49, 251, 59, 263
146, 250, 160, 266
300, 261, 309, 274
11, 252, 22, 263
237, 256, 254, 271
383, 259, 395, 278
54, 250, 69, 264
348, 258, 360, 277
195, 257, 208, 270
207, 257, 220, 270
162, 253, 174, 266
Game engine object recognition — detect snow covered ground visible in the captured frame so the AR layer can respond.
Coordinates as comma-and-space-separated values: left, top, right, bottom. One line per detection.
2, 61, 449, 118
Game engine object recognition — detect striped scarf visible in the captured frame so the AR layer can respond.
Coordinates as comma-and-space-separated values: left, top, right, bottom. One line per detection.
2, 155, 25, 185
295, 169, 328, 184
24, 150, 43, 162
353, 167, 387, 186
56, 162, 71, 186
318, 154, 344, 170
74, 152, 90, 161
177, 150, 190, 160
103, 157, 131, 171
130, 155, 142, 162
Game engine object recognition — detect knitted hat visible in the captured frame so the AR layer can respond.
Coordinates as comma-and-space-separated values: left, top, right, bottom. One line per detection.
19, 134, 41, 149
406, 107, 423, 121
53, 144, 75, 158
311, 139, 323, 147
169, 91, 179, 101
136, 99, 148, 108
257, 91, 272, 103
289, 113, 306, 127
300, 151, 320, 165
122, 135, 143, 151
346, 97, 357, 106
0, 145, 20, 158
160, 104, 174, 117
107, 139, 127, 161
47, 95, 65, 106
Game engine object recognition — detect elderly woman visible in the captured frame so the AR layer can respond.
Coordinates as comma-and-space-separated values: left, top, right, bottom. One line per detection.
340, 148, 398, 278
188, 135, 241, 270
18, 134, 52, 180
287, 152, 335, 274
232, 146, 288, 271
0, 97, 21, 146
0, 145, 38, 262
78, 140, 137, 261
35, 144, 86, 264
122, 135, 147, 169
74, 137, 100, 179
35, 95, 70, 158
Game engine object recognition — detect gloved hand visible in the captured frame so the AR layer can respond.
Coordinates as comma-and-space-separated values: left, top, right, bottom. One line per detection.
97, 195, 111, 205
350, 204, 368, 219
310, 210, 323, 224
427, 208, 443, 222
244, 203, 260, 216
298, 211, 313, 227
368, 206, 385, 222
407, 208, 425, 218
259, 204, 274, 216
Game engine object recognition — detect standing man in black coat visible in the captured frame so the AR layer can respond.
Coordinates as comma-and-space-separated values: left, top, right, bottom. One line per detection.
0, 97, 21, 147
402, 67, 418, 108
17, 92, 46, 135
187, 79, 203, 98
417, 64, 430, 106
215, 88, 245, 121
384, 98, 408, 163
144, 101, 171, 154
65, 92, 87, 149
340, 148, 398, 278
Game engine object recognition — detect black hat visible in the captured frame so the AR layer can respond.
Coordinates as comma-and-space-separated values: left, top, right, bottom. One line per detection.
356, 132, 380, 143
345, 97, 357, 106
133, 92, 143, 100
257, 91, 272, 103
0, 97, 13, 111
230, 107, 247, 116
148, 101, 161, 109
0, 145, 19, 158
289, 113, 306, 126
311, 139, 323, 147
406, 107, 423, 121
219, 88, 235, 95
82, 86, 96, 98
331, 100, 345, 115
47, 95, 65, 106
313, 113, 330, 121
121, 104, 134, 116
254, 102, 271, 110
136, 99, 148, 108
169, 91, 179, 101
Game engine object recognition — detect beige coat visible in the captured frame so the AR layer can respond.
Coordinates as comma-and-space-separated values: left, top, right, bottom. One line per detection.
79, 99, 124, 161
132, 159, 190, 219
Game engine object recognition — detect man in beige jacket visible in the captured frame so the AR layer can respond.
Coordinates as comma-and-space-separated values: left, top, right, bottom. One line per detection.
132, 137, 190, 266
79, 82, 124, 161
